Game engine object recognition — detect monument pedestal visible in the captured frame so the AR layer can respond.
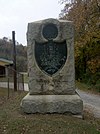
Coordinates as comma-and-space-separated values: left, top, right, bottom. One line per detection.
21, 93, 83, 115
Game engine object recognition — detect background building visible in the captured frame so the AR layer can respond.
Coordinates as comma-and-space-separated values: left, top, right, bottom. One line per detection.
0, 58, 13, 77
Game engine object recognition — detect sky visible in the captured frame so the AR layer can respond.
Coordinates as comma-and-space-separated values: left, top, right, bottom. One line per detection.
0, 0, 64, 45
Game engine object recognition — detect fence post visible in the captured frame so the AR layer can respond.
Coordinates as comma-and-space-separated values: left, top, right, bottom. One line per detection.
17, 73, 19, 91
22, 74, 24, 91
7, 76, 10, 99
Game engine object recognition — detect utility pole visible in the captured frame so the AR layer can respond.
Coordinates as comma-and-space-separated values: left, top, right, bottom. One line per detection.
12, 31, 17, 91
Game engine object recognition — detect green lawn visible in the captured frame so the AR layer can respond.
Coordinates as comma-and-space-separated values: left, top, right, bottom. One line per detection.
0, 88, 100, 134
0, 72, 28, 83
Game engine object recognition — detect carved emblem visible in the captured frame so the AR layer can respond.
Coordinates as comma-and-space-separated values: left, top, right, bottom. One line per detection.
35, 23, 67, 76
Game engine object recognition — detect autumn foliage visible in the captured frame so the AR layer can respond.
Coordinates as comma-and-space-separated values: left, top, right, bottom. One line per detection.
59, 0, 100, 91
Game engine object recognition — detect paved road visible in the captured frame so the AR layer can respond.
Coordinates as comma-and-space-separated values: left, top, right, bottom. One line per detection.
0, 82, 100, 118
77, 89, 100, 118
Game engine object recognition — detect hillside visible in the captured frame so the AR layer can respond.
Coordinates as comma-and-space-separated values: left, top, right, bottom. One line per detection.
0, 37, 27, 72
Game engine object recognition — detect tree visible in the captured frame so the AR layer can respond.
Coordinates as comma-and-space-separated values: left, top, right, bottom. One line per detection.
59, 0, 100, 90
0, 37, 27, 72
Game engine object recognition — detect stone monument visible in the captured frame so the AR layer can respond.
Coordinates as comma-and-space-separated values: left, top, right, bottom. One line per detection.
20, 18, 83, 115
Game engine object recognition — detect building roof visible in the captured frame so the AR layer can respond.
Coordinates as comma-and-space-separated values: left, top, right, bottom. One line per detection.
0, 58, 13, 66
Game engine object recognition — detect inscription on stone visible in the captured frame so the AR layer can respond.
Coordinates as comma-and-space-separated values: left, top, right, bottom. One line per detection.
35, 23, 67, 76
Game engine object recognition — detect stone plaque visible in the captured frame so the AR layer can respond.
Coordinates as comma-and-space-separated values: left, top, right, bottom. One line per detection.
35, 24, 67, 76
26, 18, 76, 95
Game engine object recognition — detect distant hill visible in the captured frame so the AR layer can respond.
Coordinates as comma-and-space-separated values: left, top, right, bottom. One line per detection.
0, 37, 27, 72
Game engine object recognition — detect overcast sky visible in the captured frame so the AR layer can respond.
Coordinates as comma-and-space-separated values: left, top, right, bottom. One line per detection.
0, 0, 64, 45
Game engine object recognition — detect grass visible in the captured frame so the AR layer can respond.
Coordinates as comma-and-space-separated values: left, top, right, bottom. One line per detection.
76, 81, 100, 95
0, 73, 28, 83
0, 77, 13, 82
23, 72, 28, 83
0, 88, 100, 134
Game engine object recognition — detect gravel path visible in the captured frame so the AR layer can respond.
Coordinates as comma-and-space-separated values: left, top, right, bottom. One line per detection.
76, 89, 100, 118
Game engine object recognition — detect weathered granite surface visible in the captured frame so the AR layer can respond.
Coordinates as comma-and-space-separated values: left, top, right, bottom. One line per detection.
21, 94, 83, 114
20, 18, 83, 115
27, 18, 75, 95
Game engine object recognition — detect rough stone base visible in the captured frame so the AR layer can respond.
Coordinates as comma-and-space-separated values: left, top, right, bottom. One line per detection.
20, 94, 83, 115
